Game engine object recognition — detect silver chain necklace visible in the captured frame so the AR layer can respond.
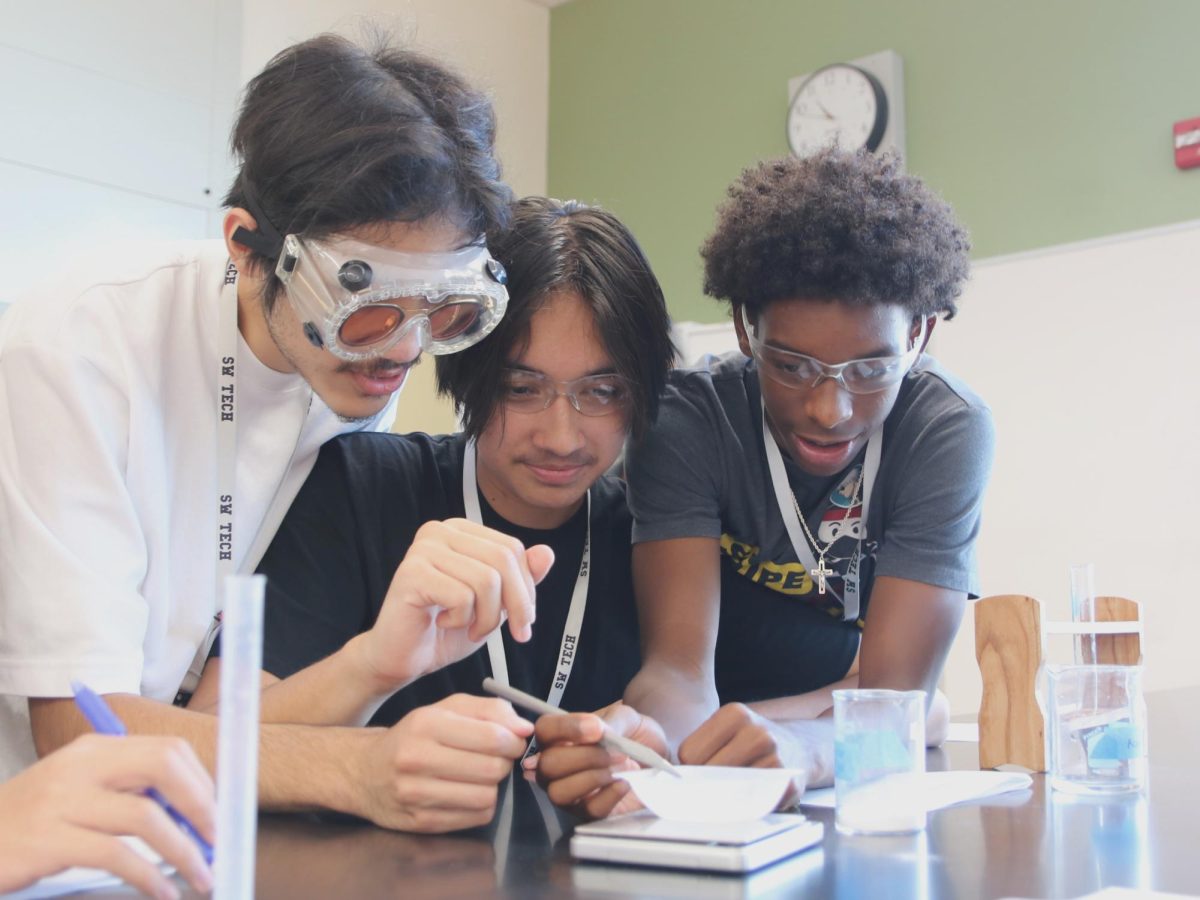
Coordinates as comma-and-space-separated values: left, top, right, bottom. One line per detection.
788, 468, 863, 595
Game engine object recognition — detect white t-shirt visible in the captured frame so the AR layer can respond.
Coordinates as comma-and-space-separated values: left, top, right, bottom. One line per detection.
0, 241, 398, 775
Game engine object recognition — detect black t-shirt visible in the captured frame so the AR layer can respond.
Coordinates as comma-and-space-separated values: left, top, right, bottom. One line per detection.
714, 555, 860, 703
252, 431, 641, 726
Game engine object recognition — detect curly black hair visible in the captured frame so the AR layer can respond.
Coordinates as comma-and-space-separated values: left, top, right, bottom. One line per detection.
701, 149, 970, 318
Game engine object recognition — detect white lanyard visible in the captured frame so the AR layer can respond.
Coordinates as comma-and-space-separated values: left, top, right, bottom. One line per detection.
492, 772, 563, 884
761, 399, 880, 622
215, 262, 239, 585
180, 262, 240, 696
461, 439, 589, 710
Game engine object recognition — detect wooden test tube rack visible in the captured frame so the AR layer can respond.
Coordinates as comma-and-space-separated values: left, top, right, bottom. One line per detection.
973, 594, 1142, 772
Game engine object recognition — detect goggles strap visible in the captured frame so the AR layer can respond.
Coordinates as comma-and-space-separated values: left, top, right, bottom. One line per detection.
230, 180, 286, 260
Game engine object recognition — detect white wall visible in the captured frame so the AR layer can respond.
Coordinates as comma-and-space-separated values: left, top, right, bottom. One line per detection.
240, 0, 548, 198
934, 221, 1200, 715
0, 0, 242, 307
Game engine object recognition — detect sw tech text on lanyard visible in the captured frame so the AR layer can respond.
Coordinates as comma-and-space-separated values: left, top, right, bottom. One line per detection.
462, 440, 590, 709
217, 262, 238, 574
179, 261, 239, 697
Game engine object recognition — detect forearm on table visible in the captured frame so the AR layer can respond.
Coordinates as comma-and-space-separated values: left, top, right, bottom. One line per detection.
921, 689, 949, 746
747, 674, 859, 721
29, 694, 380, 818
256, 634, 406, 727
189, 633, 407, 727
855, 646, 954, 747
772, 716, 837, 788
816, 681, 945, 748
747, 681, 949, 749
854, 576, 964, 746
624, 660, 719, 752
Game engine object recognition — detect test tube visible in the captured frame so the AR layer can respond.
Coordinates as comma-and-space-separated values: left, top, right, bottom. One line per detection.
214, 574, 265, 900
1069, 562, 1098, 665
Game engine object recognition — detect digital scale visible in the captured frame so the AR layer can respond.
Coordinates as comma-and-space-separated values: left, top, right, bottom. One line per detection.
570, 812, 824, 873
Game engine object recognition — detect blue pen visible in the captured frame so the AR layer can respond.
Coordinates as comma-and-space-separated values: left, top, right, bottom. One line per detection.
70, 681, 214, 866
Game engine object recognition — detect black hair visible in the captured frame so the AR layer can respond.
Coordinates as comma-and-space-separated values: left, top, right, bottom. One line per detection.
436, 197, 675, 441
701, 149, 970, 319
223, 33, 510, 310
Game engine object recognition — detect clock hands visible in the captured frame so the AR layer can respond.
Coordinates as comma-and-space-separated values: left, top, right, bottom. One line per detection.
791, 99, 836, 123
786, 58, 895, 157
791, 110, 837, 123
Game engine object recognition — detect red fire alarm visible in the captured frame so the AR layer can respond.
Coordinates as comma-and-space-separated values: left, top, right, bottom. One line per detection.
1175, 117, 1200, 169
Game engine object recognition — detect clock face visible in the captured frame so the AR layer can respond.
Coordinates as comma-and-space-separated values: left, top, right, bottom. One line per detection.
787, 63, 889, 158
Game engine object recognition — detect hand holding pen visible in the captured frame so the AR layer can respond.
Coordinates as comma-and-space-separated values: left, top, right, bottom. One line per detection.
482, 678, 682, 778
0, 728, 215, 899
483, 680, 680, 821
71, 682, 215, 866
65, 681, 218, 897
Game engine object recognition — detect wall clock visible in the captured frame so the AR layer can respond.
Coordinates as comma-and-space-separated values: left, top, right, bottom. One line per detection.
786, 50, 905, 162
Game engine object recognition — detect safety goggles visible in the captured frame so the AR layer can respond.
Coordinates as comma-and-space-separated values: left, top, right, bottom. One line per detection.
743, 306, 926, 394
275, 234, 509, 360
502, 370, 632, 417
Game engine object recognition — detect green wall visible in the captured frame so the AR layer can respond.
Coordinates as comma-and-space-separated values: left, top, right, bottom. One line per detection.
547, 0, 1200, 322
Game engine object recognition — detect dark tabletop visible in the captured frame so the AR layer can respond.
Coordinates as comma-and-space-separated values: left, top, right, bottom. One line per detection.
87, 685, 1200, 899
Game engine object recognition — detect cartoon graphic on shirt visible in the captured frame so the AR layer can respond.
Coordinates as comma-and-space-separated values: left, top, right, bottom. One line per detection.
817, 502, 864, 544
721, 464, 870, 628
828, 468, 861, 508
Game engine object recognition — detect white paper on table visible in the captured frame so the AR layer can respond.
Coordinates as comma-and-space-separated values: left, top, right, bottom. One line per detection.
0, 837, 170, 899
614, 766, 803, 823
797, 770, 1032, 810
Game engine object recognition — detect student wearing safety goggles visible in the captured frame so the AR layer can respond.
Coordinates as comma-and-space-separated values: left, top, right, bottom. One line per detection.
535, 149, 995, 819
0, 34, 540, 821
191, 196, 674, 833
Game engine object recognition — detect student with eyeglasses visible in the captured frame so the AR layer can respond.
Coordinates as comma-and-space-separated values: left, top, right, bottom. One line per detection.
535, 149, 995, 818
0, 34, 549, 828
193, 196, 675, 832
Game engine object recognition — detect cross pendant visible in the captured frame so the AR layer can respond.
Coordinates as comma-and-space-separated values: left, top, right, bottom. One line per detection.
812, 557, 833, 595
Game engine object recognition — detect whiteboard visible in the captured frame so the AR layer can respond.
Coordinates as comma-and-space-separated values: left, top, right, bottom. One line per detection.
934, 220, 1200, 712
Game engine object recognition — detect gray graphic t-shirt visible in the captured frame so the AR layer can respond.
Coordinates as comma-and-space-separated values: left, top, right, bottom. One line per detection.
627, 352, 994, 702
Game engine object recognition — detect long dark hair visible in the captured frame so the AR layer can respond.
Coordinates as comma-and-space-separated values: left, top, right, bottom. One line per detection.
223, 33, 511, 310
437, 197, 675, 441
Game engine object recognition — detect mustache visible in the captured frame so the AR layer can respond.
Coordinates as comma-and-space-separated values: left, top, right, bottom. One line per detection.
336, 357, 416, 377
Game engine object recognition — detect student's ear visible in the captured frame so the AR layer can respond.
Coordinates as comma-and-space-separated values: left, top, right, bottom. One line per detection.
222, 208, 259, 271
732, 303, 754, 358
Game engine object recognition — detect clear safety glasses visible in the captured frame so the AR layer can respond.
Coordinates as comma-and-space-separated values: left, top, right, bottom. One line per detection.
276, 234, 509, 360
502, 370, 632, 417
743, 306, 926, 394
